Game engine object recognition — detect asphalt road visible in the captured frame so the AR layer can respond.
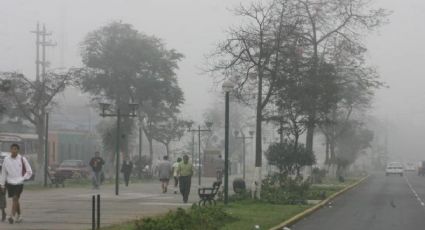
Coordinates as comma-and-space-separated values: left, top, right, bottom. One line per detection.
292, 172, 425, 230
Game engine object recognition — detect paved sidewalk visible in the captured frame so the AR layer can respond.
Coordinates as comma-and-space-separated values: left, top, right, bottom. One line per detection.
0, 178, 211, 230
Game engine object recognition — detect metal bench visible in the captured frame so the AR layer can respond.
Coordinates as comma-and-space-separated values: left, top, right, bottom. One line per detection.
198, 181, 221, 206
47, 171, 65, 188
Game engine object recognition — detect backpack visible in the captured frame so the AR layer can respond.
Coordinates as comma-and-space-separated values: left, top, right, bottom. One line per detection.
21, 156, 27, 177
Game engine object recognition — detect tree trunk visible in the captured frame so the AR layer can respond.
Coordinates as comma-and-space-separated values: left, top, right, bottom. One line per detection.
325, 136, 330, 165
305, 114, 315, 153
165, 143, 170, 157
253, 68, 263, 199
35, 113, 45, 183
148, 137, 153, 166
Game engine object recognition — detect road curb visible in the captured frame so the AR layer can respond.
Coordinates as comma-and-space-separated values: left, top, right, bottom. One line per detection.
269, 175, 369, 230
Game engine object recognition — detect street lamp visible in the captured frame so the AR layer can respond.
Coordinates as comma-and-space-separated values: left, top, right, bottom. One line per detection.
99, 102, 138, 196
222, 79, 234, 205
187, 121, 213, 186
234, 130, 255, 181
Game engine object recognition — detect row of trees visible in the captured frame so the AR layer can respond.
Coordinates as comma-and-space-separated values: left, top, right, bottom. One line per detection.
0, 22, 187, 172
211, 0, 388, 195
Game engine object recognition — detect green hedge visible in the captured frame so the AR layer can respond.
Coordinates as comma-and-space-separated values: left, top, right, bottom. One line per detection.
134, 205, 234, 230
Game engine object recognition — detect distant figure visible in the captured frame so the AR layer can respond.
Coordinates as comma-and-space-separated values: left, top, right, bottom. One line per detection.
121, 157, 133, 187
0, 144, 33, 224
172, 157, 182, 194
89, 152, 105, 190
177, 155, 193, 203
158, 156, 172, 193
216, 155, 225, 182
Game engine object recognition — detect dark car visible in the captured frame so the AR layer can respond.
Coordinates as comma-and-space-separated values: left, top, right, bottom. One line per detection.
55, 160, 90, 179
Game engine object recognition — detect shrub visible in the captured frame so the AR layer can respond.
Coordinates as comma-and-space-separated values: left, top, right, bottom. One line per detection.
135, 205, 234, 230
260, 175, 310, 205
311, 168, 327, 184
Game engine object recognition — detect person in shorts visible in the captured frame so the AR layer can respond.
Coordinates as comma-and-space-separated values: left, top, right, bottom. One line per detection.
158, 156, 172, 193
0, 143, 33, 224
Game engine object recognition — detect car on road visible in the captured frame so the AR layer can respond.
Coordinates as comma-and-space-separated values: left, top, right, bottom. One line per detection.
386, 162, 404, 176
55, 160, 90, 179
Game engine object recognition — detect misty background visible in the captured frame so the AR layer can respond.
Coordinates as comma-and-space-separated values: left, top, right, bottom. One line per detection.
0, 0, 424, 162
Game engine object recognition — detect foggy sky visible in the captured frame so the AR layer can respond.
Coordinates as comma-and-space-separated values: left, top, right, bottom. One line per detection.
1, 0, 425, 161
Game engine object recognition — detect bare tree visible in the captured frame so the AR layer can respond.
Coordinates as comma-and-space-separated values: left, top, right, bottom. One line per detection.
1, 71, 72, 166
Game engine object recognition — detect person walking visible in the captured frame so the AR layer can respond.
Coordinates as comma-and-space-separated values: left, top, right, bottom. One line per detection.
216, 155, 225, 182
0, 144, 33, 224
172, 157, 182, 194
121, 157, 133, 187
158, 156, 172, 193
177, 155, 193, 203
89, 151, 105, 190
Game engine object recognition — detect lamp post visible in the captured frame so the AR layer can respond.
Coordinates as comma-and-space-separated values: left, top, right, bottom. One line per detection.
187, 121, 213, 186
222, 79, 234, 205
99, 102, 138, 196
234, 130, 255, 181
138, 116, 145, 180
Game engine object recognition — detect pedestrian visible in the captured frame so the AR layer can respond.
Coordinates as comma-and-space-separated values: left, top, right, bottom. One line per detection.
0, 143, 33, 224
216, 154, 225, 182
121, 157, 133, 187
177, 155, 193, 203
158, 156, 172, 193
0, 153, 7, 222
89, 151, 105, 190
172, 157, 182, 194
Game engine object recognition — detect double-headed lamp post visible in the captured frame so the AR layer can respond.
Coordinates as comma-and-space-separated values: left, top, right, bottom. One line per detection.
234, 130, 255, 181
222, 79, 234, 205
99, 102, 138, 196
186, 121, 213, 186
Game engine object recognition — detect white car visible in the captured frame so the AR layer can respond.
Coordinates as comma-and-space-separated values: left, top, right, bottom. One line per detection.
386, 162, 404, 176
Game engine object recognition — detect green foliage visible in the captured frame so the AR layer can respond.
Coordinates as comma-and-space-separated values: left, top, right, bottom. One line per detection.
76, 21, 185, 157
311, 167, 327, 184
336, 123, 374, 169
135, 205, 233, 230
261, 176, 310, 205
266, 142, 315, 180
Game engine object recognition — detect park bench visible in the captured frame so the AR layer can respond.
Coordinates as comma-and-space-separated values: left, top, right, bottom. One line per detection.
198, 181, 221, 206
47, 170, 65, 188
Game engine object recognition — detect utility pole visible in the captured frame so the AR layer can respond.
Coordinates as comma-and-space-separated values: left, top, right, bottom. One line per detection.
40, 24, 56, 80
30, 23, 56, 183
31, 23, 41, 82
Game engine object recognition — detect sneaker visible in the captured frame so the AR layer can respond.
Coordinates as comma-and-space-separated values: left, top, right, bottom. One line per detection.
8, 216, 14, 224
15, 216, 23, 223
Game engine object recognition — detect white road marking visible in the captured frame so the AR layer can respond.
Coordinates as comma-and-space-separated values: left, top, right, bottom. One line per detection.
405, 176, 425, 209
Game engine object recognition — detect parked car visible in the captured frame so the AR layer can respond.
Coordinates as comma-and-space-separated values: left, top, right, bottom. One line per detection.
55, 160, 90, 179
386, 162, 404, 176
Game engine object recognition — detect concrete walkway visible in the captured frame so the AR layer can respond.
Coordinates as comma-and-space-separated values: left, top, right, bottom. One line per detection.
0, 176, 227, 230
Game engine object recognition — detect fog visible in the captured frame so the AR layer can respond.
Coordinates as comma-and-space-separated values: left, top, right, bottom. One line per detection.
1, 0, 425, 162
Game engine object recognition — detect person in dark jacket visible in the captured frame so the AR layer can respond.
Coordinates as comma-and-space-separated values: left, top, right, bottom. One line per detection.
121, 157, 133, 187
89, 152, 105, 190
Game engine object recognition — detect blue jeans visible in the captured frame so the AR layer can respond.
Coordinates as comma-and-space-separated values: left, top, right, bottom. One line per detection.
92, 171, 101, 189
